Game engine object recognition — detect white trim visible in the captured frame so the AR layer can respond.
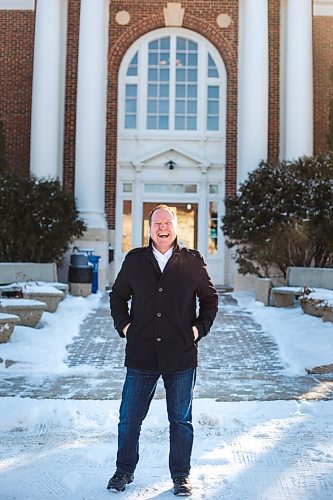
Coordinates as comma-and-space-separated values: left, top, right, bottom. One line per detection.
313, 0, 333, 16
0, 0, 34, 9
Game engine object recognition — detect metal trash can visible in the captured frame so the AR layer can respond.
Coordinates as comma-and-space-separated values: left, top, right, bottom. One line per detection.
68, 252, 93, 297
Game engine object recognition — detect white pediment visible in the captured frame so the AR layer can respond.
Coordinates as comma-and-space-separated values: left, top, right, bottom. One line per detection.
132, 146, 211, 172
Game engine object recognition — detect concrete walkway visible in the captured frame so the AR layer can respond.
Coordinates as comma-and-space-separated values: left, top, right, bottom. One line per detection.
1, 292, 333, 401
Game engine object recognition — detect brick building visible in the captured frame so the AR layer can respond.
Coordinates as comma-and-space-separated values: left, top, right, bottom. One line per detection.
0, 0, 332, 289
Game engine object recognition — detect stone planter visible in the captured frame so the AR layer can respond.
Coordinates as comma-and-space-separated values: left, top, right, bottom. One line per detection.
322, 306, 333, 323
0, 299, 46, 327
0, 313, 20, 343
300, 299, 324, 318
20, 285, 64, 313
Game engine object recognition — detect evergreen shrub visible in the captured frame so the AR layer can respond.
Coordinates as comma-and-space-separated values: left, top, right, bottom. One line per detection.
0, 170, 86, 263
222, 154, 333, 278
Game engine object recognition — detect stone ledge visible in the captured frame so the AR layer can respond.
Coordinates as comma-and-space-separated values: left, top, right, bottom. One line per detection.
0, 299, 46, 327
0, 313, 20, 343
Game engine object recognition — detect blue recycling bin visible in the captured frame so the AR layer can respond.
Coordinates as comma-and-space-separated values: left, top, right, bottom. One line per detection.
88, 255, 101, 293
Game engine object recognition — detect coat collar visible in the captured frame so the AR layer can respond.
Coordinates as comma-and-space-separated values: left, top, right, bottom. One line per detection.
146, 240, 182, 277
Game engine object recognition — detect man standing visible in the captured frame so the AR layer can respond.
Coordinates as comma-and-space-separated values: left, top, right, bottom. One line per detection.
107, 205, 218, 496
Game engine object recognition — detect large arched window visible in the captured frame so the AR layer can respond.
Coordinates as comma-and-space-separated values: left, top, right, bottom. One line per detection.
120, 29, 226, 136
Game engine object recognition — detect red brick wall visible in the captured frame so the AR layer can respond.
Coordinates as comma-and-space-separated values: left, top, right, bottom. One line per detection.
313, 15, 333, 154
0, 10, 35, 175
63, 0, 80, 193
268, 0, 280, 161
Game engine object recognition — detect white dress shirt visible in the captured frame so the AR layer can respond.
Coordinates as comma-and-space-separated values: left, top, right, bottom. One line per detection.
152, 245, 173, 272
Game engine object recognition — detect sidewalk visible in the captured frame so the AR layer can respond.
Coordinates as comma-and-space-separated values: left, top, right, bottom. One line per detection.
1, 292, 332, 401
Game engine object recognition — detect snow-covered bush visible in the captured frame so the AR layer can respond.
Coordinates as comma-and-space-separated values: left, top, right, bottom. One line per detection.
0, 170, 86, 263
222, 154, 333, 278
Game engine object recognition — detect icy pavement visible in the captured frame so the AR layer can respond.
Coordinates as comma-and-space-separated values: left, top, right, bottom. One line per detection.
0, 293, 332, 401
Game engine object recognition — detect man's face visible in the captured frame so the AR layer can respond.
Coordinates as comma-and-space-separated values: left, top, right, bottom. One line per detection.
150, 208, 177, 254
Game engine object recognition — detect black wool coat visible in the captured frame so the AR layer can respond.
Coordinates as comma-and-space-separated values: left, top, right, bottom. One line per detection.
109, 244, 218, 371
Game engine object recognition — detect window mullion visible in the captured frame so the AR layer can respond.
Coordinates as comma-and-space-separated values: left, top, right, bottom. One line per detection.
139, 43, 147, 133
169, 35, 176, 132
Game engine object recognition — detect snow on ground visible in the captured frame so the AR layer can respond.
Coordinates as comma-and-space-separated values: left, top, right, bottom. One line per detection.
233, 292, 333, 375
1, 292, 333, 498
0, 293, 101, 375
0, 397, 333, 499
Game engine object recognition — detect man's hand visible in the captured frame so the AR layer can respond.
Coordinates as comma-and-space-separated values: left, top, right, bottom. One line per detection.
123, 323, 131, 336
192, 325, 199, 341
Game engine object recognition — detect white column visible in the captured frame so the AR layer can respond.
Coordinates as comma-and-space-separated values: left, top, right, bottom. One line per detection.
237, 0, 269, 185
284, 0, 313, 160
30, 0, 67, 179
75, 0, 109, 228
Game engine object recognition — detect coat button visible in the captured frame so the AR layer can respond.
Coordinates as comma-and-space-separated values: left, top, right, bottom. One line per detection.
158, 287, 163, 292
156, 337, 162, 342
156, 312, 162, 317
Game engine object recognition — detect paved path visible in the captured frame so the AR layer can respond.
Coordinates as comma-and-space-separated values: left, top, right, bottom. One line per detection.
1, 292, 333, 401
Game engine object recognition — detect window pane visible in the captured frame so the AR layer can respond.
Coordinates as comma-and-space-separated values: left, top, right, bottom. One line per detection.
175, 116, 185, 129
208, 54, 219, 78
123, 183, 133, 192
176, 37, 186, 50
188, 41, 197, 51
188, 85, 197, 98
122, 200, 132, 253
207, 116, 218, 130
149, 40, 158, 50
187, 116, 197, 130
176, 53, 186, 66
175, 100, 185, 113
188, 69, 197, 81
188, 53, 197, 66
208, 100, 218, 114
147, 116, 157, 129
144, 183, 197, 193
148, 69, 158, 81
176, 69, 185, 82
208, 86, 219, 98
126, 84, 137, 97
147, 99, 157, 113
208, 201, 218, 255
160, 68, 169, 81
126, 99, 136, 113
160, 84, 169, 97
125, 115, 136, 129
176, 84, 185, 97
159, 115, 169, 129
127, 52, 138, 76
149, 52, 158, 65
209, 184, 219, 194
159, 100, 169, 113
160, 37, 170, 49
148, 84, 157, 97
188, 100, 197, 113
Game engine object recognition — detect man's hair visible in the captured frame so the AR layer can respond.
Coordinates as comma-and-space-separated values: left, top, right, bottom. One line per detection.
148, 204, 177, 227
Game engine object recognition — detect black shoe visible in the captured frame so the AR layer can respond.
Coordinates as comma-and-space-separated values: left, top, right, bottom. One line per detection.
107, 470, 134, 492
173, 476, 192, 496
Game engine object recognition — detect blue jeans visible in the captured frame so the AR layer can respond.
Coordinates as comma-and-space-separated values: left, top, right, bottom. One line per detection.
116, 367, 196, 478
